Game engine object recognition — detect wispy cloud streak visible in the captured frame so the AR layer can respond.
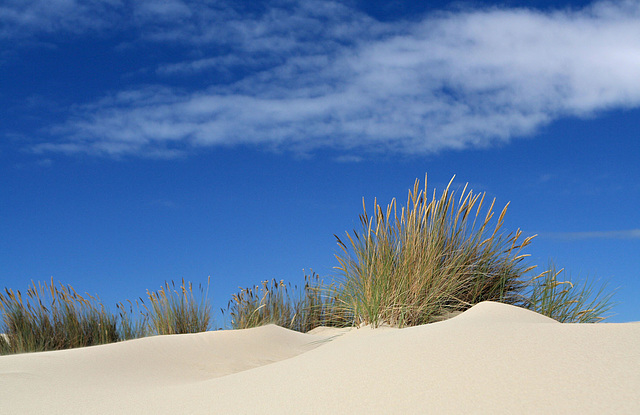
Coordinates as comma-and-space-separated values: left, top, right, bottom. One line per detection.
0, 0, 124, 37
9, 0, 640, 158
541, 229, 640, 240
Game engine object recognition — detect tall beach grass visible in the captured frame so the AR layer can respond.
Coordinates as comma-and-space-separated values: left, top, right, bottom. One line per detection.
334, 174, 537, 327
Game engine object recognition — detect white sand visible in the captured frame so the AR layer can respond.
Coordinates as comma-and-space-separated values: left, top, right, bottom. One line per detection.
1, 301, 639, 414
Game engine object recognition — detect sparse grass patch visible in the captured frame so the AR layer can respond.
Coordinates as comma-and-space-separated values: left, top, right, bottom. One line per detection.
225, 278, 297, 330
141, 277, 212, 335
224, 273, 352, 332
523, 262, 616, 323
298, 275, 353, 331
116, 299, 149, 340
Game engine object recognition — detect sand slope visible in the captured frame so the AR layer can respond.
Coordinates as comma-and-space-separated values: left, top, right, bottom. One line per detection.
1, 301, 639, 414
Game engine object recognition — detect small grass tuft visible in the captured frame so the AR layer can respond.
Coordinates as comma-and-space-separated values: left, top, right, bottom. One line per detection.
224, 273, 352, 332
523, 262, 616, 323
116, 299, 149, 340
140, 277, 212, 335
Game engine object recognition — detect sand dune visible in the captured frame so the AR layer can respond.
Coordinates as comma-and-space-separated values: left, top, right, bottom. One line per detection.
1, 301, 638, 414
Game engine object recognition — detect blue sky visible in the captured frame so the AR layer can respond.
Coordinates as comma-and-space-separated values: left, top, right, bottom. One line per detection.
1, 0, 638, 324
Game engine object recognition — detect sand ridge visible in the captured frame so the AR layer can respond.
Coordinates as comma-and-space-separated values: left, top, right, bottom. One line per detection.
1, 301, 639, 414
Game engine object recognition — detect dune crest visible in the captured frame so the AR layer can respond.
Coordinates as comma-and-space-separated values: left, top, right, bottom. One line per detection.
1, 302, 638, 414
445, 300, 560, 324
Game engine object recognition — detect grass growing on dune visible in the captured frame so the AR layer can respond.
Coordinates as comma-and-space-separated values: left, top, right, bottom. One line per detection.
334, 174, 536, 327
331, 175, 616, 326
0, 173, 620, 354
524, 262, 616, 323
331, 175, 617, 326
0, 278, 212, 355
224, 273, 351, 332
0, 278, 119, 355
141, 277, 212, 335
225, 278, 298, 330
116, 299, 149, 341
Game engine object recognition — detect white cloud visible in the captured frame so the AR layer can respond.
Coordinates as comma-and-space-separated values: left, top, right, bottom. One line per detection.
16, 0, 640, 158
541, 229, 640, 240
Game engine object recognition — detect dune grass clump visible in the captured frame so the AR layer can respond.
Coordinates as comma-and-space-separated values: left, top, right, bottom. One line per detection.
140, 277, 212, 335
523, 263, 616, 323
225, 175, 617, 330
334, 174, 537, 327
297, 275, 353, 331
224, 273, 351, 332
225, 279, 297, 330
0, 277, 213, 355
0, 278, 119, 354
